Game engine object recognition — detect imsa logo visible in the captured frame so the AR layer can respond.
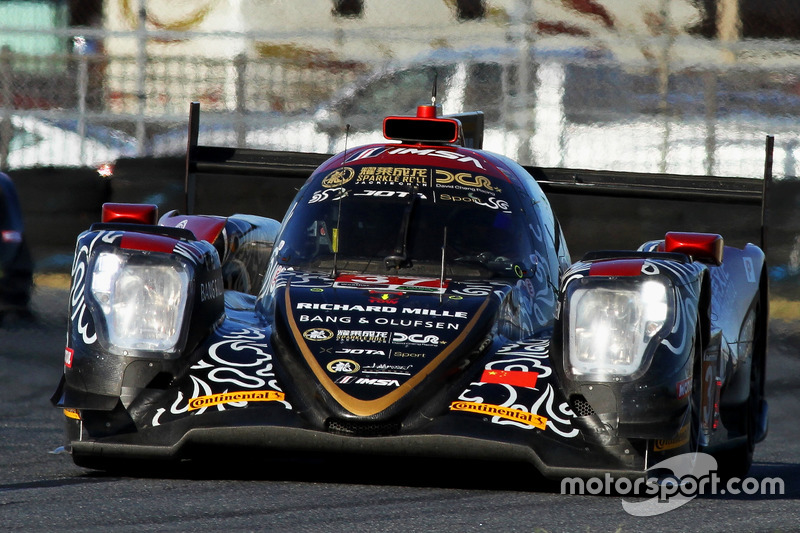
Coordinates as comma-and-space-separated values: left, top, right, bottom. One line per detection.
336, 376, 401, 387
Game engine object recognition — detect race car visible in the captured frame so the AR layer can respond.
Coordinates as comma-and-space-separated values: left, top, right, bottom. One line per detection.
52, 102, 769, 481
0, 172, 33, 323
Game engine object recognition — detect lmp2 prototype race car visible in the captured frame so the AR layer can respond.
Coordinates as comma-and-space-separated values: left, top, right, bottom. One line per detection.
52, 102, 769, 482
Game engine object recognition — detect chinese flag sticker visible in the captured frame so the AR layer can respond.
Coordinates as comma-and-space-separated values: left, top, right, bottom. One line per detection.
480, 369, 538, 388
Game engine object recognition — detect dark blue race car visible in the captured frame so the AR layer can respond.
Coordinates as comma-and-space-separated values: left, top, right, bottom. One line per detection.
52, 103, 769, 482
0, 172, 32, 323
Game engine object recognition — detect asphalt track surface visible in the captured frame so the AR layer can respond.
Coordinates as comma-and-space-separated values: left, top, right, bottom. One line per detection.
1, 281, 798, 533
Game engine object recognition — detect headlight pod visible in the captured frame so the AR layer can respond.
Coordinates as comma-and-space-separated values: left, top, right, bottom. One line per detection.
90, 250, 191, 353
566, 278, 673, 381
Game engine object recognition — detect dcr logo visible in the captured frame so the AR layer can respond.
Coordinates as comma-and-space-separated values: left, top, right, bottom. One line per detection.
391, 332, 440, 345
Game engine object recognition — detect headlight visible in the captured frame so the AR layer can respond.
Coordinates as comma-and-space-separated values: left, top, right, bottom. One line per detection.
567, 278, 672, 380
90, 251, 191, 352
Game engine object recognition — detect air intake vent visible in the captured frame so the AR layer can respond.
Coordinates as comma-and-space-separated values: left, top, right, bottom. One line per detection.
570, 395, 596, 417
326, 418, 401, 437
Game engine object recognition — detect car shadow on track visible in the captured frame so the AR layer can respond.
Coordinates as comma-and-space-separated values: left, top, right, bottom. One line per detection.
77, 453, 564, 493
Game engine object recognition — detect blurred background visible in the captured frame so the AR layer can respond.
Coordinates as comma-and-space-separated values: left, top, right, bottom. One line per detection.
2, 0, 800, 176
1, 0, 800, 290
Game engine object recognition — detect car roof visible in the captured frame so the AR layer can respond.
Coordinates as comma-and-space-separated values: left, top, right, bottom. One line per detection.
315, 141, 526, 189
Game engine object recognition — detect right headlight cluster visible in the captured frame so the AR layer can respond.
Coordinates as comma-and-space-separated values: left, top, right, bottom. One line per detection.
90, 250, 191, 353
565, 278, 674, 381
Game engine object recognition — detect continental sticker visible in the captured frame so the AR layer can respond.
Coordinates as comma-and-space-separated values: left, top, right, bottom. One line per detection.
188, 390, 285, 411
654, 422, 690, 452
449, 401, 547, 430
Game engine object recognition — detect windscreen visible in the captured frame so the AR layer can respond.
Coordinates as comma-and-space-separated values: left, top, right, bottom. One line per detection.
272, 163, 541, 279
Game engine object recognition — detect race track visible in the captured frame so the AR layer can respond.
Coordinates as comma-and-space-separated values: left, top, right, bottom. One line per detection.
1, 281, 798, 532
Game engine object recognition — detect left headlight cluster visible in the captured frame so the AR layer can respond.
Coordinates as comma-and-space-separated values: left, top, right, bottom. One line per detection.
90, 251, 191, 353
566, 278, 673, 381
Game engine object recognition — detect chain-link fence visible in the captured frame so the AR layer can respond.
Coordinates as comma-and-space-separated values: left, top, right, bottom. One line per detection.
2, 0, 800, 179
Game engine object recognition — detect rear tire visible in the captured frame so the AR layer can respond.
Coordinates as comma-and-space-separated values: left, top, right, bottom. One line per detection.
714, 288, 766, 480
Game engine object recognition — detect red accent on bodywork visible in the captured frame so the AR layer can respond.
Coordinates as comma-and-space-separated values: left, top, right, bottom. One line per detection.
160, 215, 226, 243
416, 105, 439, 118
480, 369, 538, 388
120, 233, 177, 253
102, 203, 158, 225
588, 259, 645, 277
1, 230, 22, 243
664, 232, 723, 265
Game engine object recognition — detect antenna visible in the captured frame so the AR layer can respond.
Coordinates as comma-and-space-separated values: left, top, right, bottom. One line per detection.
431, 72, 438, 106
331, 123, 351, 279
439, 226, 447, 303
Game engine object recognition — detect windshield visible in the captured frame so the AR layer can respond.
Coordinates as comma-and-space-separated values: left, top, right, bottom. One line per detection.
273, 163, 540, 279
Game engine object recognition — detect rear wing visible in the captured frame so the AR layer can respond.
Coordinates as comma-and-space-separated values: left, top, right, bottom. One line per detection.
184, 102, 772, 258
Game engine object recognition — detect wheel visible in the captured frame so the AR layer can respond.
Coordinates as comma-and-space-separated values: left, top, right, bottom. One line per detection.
687, 321, 705, 454
714, 289, 766, 480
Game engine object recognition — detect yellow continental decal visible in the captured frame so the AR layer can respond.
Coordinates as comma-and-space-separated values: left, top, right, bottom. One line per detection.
63, 408, 81, 420
654, 422, 690, 452
449, 401, 547, 430
188, 390, 285, 411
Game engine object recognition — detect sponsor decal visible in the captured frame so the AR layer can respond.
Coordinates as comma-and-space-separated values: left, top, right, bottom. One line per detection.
435, 169, 500, 192
654, 422, 691, 451
457, 340, 579, 438
309, 187, 348, 204
355, 166, 428, 186
676, 377, 691, 399
374, 317, 460, 330
297, 302, 397, 313
385, 147, 486, 170
64, 347, 74, 368
449, 401, 547, 430
336, 376, 401, 387
362, 363, 414, 375
368, 291, 404, 304
336, 348, 386, 356
391, 332, 442, 346
321, 166, 355, 188
334, 274, 448, 293
393, 351, 425, 358
480, 368, 538, 388
152, 327, 291, 426
188, 390, 285, 411
401, 308, 467, 318
303, 328, 335, 341
354, 189, 422, 199
438, 193, 509, 211
343, 147, 486, 170
327, 359, 360, 373
336, 329, 390, 343
200, 278, 223, 302
345, 146, 388, 162
299, 314, 352, 324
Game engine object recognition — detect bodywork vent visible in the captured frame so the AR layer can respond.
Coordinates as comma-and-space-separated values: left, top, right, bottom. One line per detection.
326, 418, 401, 437
570, 395, 596, 417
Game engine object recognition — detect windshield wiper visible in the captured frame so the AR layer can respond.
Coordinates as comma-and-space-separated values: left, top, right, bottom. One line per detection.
384, 188, 418, 270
